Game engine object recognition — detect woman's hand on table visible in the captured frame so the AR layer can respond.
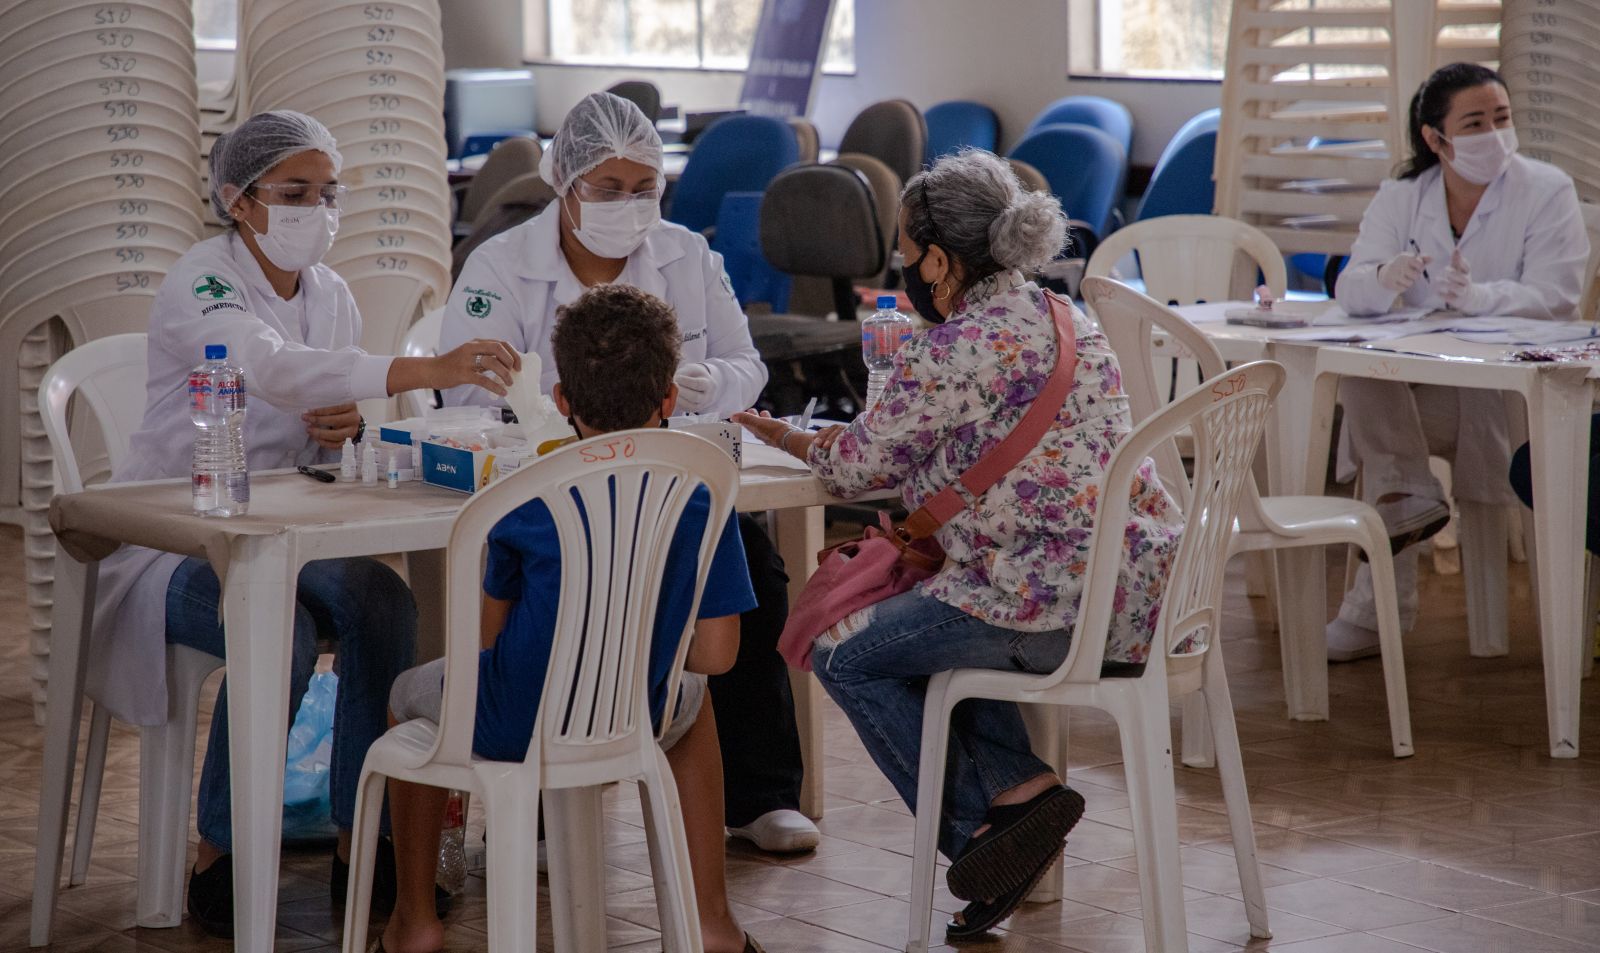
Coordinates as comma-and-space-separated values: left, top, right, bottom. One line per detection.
302, 403, 361, 450
732, 410, 839, 462
387, 339, 521, 398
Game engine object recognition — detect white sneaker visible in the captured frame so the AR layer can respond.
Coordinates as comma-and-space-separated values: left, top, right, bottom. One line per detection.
1326, 618, 1381, 663
727, 809, 820, 854
1374, 495, 1451, 555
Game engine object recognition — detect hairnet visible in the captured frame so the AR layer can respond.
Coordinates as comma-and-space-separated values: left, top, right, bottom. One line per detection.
538, 92, 664, 196
209, 110, 344, 224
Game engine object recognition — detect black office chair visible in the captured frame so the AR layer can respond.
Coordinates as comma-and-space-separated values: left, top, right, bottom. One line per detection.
751, 165, 885, 415
606, 80, 663, 124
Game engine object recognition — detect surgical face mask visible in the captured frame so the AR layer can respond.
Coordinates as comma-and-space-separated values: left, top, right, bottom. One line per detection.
566, 193, 659, 259
1439, 126, 1517, 186
901, 252, 946, 324
244, 202, 338, 271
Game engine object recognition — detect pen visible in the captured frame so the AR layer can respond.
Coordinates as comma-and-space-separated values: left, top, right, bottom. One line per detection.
1408, 239, 1431, 282
298, 465, 336, 483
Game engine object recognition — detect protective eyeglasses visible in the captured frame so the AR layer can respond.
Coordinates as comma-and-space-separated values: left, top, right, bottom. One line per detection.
249, 183, 348, 208
571, 177, 659, 205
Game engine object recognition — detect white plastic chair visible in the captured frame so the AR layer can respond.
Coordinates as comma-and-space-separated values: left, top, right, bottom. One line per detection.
30, 333, 224, 938
1086, 277, 1412, 758
341, 429, 735, 953
905, 360, 1286, 953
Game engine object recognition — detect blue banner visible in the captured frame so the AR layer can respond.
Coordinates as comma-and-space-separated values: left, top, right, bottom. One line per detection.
738, 0, 838, 119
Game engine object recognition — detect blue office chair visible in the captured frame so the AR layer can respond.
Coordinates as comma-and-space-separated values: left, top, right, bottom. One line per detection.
667, 115, 799, 235
710, 192, 790, 312
1007, 123, 1127, 241
1135, 110, 1221, 221
924, 100, 1000, 166
1024, 95, 1134, 155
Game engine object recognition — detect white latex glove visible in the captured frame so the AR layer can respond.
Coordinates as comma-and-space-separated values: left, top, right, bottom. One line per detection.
1377, 251, 1431, 293
1439, 248, 1491, 315
673, 362, 716, 413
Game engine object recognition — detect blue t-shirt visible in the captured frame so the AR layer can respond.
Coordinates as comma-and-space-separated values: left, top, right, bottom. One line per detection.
472, 486, 756, 762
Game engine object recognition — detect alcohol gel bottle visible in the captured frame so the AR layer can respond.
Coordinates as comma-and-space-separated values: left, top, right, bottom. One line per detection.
861, 295, 913, 411
437, 790, 467, 894
189, 344, 249, 517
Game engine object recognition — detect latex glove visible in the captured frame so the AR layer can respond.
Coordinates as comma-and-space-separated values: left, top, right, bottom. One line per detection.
673, 362, 716, 413
1439, 249, 1492, 315
1377, 251, 1431, 293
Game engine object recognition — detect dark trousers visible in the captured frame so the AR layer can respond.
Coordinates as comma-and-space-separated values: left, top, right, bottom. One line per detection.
1508, 413, 1600, 556
711, 514, 805, 827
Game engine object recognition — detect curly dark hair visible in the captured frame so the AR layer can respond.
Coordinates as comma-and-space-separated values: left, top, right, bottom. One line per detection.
552, 284, 681, 431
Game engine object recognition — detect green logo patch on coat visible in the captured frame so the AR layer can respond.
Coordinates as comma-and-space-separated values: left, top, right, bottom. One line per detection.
192, 275, 237, 300
466, 294, 492, 318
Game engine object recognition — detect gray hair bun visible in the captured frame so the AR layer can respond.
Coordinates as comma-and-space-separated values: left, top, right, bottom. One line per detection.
989, 187, 1068, 273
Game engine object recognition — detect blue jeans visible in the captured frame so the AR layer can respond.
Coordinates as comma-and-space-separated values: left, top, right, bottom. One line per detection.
812, 589, 1068, 859
165, 556, 417, 851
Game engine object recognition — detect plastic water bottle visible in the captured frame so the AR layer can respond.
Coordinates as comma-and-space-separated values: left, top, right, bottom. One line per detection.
437, 790, 468, 894
861, 295, 914, 411
189, 344, 249, 517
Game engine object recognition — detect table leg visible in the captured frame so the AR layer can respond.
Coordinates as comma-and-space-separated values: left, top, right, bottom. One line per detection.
405, 549, 447, 663
1525, 372, 1592, 758
771, 506, 826, 820
223, 535, 300, 952
30, 554, 97, 948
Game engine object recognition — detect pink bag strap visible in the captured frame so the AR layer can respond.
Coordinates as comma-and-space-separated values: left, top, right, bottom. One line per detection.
903, 290, 1078, 539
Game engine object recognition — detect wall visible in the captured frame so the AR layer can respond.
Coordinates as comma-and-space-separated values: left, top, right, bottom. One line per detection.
436, 1, 1220, 166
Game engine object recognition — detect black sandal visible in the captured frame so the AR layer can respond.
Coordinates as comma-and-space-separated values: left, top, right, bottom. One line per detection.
946, 784, 1084, 902
945, 848, 1059, 942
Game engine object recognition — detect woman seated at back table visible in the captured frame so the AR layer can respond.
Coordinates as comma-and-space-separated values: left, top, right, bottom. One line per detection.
736, 149, 1183, 940
1328, 62, 1589, 661
90, 110, 519, 935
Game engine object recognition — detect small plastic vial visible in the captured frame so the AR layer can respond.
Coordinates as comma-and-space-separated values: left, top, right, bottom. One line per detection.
386, 448, 400, 488
339, 438, 357, 482
411, 441, 422, 480
361, 441, 378, 485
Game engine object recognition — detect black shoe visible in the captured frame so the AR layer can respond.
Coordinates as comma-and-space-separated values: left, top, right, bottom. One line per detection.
186, 858, 235, 938
330, 836, 452, 919
946, 784, 1086, 903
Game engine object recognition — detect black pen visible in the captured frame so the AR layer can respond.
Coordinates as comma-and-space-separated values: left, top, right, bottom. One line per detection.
298, 465, 336, 483
1408, 239, 1431, 282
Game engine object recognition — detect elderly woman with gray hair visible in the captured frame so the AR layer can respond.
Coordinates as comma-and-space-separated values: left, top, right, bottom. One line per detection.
89, 110, 517, 935
737, 149, 1182, 939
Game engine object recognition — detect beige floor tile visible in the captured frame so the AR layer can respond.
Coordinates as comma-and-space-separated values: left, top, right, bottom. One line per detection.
1198, 828, 1408, 877
1333, 860, 1548, 912
1104, 845, 1312, 897
1260, 878, 1450, 930
1376, 912, 1600, 953
1182, 894, 1346, 946
1263, 935, 1437, 953
1029, 911, 1244, 953
1470, 894, 1600, 947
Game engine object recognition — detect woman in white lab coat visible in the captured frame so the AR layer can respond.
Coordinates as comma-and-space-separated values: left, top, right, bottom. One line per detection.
441, 93, 820, 854
1329, 63, 1589, 660
93, 111, 518, 934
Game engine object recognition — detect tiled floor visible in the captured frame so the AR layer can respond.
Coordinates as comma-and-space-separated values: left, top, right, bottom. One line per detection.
6, 522, 1600, 952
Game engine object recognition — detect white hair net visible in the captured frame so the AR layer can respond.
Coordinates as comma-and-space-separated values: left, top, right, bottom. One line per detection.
209, 110, 343, 224
538, 92, 663, 196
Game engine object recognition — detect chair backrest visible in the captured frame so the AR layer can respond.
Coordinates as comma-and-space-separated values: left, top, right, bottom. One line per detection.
1025, 95, 1134, 154
1007, 123, 1127, 240
787, 117, 821, 163
667, 115, 798, 234
1150, 108, 1220, 184
453, 172, 558, 281
39, 333, 149, 494
1136, 129, 1218, 221
924, 100, 1000, 166
828, 152, 901, 286
1008, 158, 1050, 194
458, 136, 542, 224
1048, 358, 1284, 684
838, 99, 927, 186
606, 80, 662, 123
710, 191, 791, 311
1084, 214, 1287, 306
759, 164, 884, 280
1581, 201, 1600, 323
399, 308, 445, 416
430, 430, 739, 773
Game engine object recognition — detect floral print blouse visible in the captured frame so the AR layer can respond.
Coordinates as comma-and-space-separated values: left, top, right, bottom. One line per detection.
808, 271, 1183, 664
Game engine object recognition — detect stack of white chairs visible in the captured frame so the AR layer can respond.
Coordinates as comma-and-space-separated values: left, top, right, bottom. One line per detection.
1502, 0, 1600, 204
242, 0, 452, 406
0, 0, 202, 721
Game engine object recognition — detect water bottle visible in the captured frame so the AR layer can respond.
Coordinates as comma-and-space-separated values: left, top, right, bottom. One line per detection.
189, 344, 249, 517
861, 295, 914, 411
437, 790, 468, 894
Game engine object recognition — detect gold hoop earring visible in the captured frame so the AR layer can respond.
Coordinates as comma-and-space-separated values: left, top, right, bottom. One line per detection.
934, 280, 953, 303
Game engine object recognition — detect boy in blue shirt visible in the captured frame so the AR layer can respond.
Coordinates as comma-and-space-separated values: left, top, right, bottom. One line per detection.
380, 285, 762, 953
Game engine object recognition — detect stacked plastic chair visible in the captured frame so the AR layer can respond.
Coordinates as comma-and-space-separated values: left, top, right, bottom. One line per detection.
0, 0, 203, 721
1215, 0, 1502, 258
1502, 1, 1600, 204
242, 0, 452, 374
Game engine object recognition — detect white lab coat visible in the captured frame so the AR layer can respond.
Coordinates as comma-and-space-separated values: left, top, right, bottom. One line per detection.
1333, 155, 1588, 629
90, 232, 395, 725
439, 203, 767, 415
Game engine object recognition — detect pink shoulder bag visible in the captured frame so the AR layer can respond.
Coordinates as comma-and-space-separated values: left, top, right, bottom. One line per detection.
778, 292, 1079, 671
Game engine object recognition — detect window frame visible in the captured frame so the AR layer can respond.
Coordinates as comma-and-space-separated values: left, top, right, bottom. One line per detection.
1067, 0, 1226, 84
